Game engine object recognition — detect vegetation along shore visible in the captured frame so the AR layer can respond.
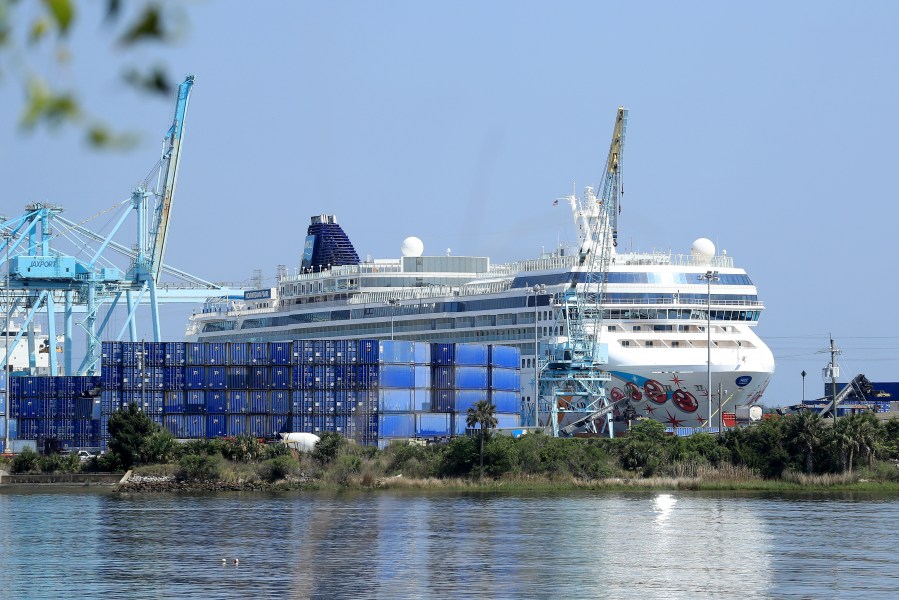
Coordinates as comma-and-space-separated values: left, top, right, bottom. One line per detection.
4, 404, 899, 493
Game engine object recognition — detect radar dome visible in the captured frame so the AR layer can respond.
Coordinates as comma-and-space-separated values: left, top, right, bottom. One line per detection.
401, 236, 424, 257
691, 238, 716, 259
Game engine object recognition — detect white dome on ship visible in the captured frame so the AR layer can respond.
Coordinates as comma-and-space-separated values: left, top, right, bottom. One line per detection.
691, 238, 716, 260
401, 236, 424, 257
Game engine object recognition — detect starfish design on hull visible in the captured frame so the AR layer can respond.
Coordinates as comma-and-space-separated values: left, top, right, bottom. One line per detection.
664, 411, 687, 428
669, 375, 684, 387
644, 404, 657, 415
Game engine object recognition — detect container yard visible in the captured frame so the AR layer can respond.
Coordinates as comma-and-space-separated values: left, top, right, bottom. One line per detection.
1, 340, 521, 453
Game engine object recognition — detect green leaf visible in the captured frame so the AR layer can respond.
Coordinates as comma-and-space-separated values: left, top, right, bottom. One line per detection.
123, 65, 173, 96
28, 18, 49, 44
118, 4, 165, 45
86, 123, 138, 149
20, 78, 80, 128
42, 0, 74, 36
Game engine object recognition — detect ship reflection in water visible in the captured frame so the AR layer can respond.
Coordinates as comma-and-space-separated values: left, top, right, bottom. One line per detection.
4, 490, 899, 598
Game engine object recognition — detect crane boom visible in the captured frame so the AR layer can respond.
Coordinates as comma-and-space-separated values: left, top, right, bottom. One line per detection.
149, 75, 195, 282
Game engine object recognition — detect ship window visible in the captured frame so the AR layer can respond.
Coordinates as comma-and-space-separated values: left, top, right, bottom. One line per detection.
632, 326, 641, 331
621, 340, 630, 347
671, 341, 680, 348
645, 341, 654, 347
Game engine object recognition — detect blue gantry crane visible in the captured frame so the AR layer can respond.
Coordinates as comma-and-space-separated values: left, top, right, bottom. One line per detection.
0, 76, 244, 376
537, 107, 627, 437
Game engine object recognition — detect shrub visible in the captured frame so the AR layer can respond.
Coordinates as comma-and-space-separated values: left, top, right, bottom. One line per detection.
176, 453, 223, 482
311, 432, 344, 465
329, 453, 362, 485
220, 435, 264, 463
11, 447, 39, 473
142, 429, 179, 464
263, 442, 291, 460
257, 455, 298, 482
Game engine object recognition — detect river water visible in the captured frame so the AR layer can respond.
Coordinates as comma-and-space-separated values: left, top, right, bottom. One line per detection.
1, 488, 898, 598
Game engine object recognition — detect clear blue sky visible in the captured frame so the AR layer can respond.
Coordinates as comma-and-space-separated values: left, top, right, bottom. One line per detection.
2, 1, 898, 405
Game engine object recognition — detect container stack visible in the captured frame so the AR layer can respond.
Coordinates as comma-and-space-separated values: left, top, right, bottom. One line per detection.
8, 375, 100, 452
430, 343, 522, 436
9, 339, 522, 451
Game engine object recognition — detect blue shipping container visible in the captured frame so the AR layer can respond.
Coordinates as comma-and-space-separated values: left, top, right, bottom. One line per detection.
454, 344, 489, 366
271, 390, 290, 414
164, 391, 186, 414
164, 342, 186, 366
164, 367, 185, 390
249, 391, 269, 414
249, 366, 270, 389
206, 414, 227, 437
357, 339, 379, 364
271, 366, 291, 389
270, 342, 291, 365
247, 414, 268, 437
185, 367, 204, 390
455, 367, 489, 390
379, 364, 414, 388
271, 414, 289, 435
489, 345, 521, 369
490, 390, 521, 414
229, 342, 249, 366
378, 389, 414, 412
205, 391, 227, 413
249, 342, 269, 365
206, 342, 228, 365
489, 367, 520, 391
185, 343, 207, 366
206, 366, 227, 389
379, 414, 415, 438
228, 414, 247, 437
227, 390, 248, 413
416, 413, 451, 436
454, 390, 490, 413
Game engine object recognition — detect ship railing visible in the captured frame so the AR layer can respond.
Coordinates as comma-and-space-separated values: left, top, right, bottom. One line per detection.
490, 252, 735, 273
279, 262, 403, 283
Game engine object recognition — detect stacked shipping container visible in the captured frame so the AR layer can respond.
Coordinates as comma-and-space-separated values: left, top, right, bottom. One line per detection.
7, 340, 521, 451
7, 375, 101, 452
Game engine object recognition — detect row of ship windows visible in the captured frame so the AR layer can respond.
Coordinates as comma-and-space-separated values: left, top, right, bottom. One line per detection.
240, 294, 758, 326
511, 272, 753, 288
202, 308, 761, 334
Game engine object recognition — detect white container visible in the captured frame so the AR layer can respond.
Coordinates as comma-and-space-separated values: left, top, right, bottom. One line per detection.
735, 405, 763, 422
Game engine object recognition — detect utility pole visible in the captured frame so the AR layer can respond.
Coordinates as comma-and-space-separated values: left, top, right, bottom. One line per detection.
828, 335, 841, 423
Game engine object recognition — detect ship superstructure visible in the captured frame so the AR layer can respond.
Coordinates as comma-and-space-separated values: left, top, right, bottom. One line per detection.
187, 212, 774, 430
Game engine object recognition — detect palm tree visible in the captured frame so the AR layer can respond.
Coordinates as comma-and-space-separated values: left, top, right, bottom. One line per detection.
834, 416, 862, 474
790, 411, 824, 474
467, 400, 498, 481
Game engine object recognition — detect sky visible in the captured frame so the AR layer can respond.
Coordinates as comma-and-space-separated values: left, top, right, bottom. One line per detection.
1, 1, 898, 405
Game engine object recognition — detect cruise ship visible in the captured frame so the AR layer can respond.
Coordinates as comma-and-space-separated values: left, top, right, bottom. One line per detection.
186, 206, 775, 431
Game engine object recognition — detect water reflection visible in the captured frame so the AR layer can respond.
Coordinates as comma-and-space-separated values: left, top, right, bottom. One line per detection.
1, 489, 899, 598
653, 493, 677, 526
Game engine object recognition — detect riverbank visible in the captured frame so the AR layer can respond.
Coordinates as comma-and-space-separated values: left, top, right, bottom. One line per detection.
112, 471, 899, 494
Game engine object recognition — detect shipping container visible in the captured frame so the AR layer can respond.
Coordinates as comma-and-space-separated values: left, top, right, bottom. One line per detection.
489, 368, 520, 391
293, 365, 314, 389
101, 365, 123, 389
185, 390, 206, 414
185, 342, 207, 366
270, 341, 291, 365
313, 365, 335, 389
416, 413, 451, 436
249, 342, 269, 365
249, 366, 270, 389
228, 414, 247, 437
74, 397, 93, 420
454, 343, 489, 366
206, 366, 227, 389
206, 414, 227, 437
379, 364, 414, 388
228, 342, 249, 366
270, 390, 290, 415
205, 390, 227, 413
102, 340, 123, 365
378, 388, 414, 412
247, 414, 268, 437
164, 341, 186, 366
249, 390, 269, 414
292, 340, 315, 364
206, 342, 228, 365
164, 366, 185, 390
379, 414, 415, 438
292, 390, 314, 414
164, 391, 186, 414
145, 342, 166, 366
489, 345, 521, 369
185, 366, 204, 390
490, 390, 521, 414
454, 390, 490, 414
271, 366, 291, 389
357, 339, 379, 364
271, 414, 289, 435
227, 390, 248, 413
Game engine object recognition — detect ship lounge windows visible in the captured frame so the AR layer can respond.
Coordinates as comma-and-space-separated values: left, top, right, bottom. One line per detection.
621, 340, 631, 347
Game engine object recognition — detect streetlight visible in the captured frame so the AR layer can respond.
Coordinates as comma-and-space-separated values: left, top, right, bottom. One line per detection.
801, 370, 807, 403
699, 270, 719, 427
531, 284, 546, 428
386, 298, 400, 340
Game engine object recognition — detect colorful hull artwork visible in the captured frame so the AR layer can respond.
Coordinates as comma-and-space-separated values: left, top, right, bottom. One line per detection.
603, 370, 770, 430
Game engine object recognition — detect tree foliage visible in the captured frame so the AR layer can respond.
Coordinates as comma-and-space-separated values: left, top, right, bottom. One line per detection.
0, 0, 190, 147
